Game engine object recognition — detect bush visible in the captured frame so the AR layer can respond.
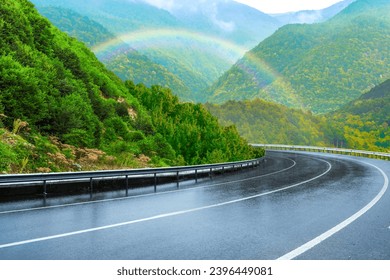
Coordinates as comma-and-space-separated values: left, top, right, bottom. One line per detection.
0, 142, 17, 172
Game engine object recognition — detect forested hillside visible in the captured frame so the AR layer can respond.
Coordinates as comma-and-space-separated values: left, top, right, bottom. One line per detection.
129, 83, 263, 164
37, 7, 192, 100
31, 0, 285, 102
0, 0, 261, 173
31, 0, 228, 101
206, 99, 338, 147
330, 79, 390, 151
208, 0, 390, 113
206, 79, 389, 153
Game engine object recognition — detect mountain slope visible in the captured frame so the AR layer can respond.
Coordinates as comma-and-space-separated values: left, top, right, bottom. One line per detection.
208, 0, 390, 113
31, 0, 283, 101
330, 79, 390, 151
206, 99, 335, 146
37, 6, 192, 100
0, 0, 261, 173
153, 0, 281, 48
207, 78, 390, 152
30, 0, 228, 100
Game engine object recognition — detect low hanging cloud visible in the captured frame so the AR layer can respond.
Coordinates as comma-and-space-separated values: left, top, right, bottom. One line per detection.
209, 2, 236, 32
141, 0, 176, 11
141, 0, 235, 32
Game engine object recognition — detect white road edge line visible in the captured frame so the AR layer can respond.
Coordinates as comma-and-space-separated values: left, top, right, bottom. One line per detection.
0, 157, 297, 215
277, 160, 389, 260
0, 159, 331, 249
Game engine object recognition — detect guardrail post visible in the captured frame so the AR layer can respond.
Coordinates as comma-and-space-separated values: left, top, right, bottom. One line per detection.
195, 169, 198, 183
154, 173, 157, 193
125, 175, 129, 196
176, 171, 179, 189
43, 180, 47, 200
209, 168, 212, 179
90, 178, 93, 199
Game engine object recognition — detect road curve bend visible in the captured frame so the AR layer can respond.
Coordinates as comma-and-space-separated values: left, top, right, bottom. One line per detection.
0, 151, 389, 260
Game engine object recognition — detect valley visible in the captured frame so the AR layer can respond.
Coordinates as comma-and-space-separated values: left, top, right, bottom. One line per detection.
1, 0, 388, 174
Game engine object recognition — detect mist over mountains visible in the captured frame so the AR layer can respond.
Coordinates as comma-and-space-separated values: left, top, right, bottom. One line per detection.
31, 0, 279, 100
142, 0, 281, 47
272, 0, 355, 24
36, 6, 193, 100
6, 0, 387, 155
31, 0, 352, 102
208, 0, 390, 113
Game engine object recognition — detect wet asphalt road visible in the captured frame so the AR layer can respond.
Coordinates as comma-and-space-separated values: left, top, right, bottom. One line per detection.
0, 151, 389, 260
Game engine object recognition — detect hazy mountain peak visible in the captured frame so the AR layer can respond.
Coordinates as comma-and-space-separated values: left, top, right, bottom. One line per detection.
142, 0, 236, 30
272, 0, 356, 24
142, 0, 228, 13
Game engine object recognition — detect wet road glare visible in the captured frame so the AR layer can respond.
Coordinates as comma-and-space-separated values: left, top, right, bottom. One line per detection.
0, 151, 389, 260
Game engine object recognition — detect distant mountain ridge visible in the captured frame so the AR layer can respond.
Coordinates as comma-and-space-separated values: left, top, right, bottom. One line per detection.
31, 0, 284, 101
145, 0, 281, 48
207, 0, 390, 113
272, 0, 355, 24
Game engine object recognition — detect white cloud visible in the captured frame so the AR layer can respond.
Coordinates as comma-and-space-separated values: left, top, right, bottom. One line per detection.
233, 0, 344, 14
142, 0, 208, 13
141, 0, 236, 32
296, 11, 324, 24
209, 2, 236, 32
142, 0, 176, 11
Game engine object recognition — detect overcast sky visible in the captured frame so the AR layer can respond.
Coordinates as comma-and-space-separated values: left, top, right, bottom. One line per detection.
142, 0, 346, 14
233, 0, 344, 14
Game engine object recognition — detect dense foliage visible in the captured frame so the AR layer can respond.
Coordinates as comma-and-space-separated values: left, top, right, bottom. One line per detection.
207, 0, 390, 113
37, 6, 192, 100
207, 78, 390, 153
0, 0, 261, 173
127, 83, 264, 164
28, 0, 227, 101
206, 99, 338, 147
329, 79, 390, 151
31, 0, 283, 102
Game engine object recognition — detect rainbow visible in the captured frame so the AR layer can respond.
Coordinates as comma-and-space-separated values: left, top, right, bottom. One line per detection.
92, 28, 300, 105
92, 28, 246, 63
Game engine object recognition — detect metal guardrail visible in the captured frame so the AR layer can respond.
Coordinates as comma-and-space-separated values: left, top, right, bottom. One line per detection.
252, 144, 390, 161
0, 158, 263, 200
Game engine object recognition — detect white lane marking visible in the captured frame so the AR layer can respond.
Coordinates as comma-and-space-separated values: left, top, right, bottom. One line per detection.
277, 160, 389, 260
0, 157, 297, 215
0, 159, 331, 249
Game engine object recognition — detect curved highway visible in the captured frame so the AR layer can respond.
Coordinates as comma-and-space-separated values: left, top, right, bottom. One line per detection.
0, 151, 389, 260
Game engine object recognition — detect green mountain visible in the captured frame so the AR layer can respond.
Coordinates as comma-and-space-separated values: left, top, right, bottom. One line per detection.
208, 0, 390, 113
30, 0, 225, 100
206, 99, 336, 147
156, 0, 281, 49
0, 0, 261, 173
31, 0, 284, 101
36, 6, 192, 100
330, 79, 390, 151
206, 79, 390, 152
